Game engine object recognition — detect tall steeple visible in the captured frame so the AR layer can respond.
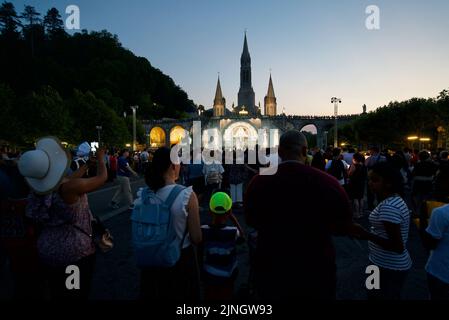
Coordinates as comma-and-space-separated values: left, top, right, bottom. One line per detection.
213, 75, 226, 117
241, 32, 250, 63
264, 73, 277, 116
238, 32, 256, 115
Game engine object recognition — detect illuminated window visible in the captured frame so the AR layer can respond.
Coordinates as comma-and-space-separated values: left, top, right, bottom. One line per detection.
149, 127, 166, 147
170, 125, 187, 146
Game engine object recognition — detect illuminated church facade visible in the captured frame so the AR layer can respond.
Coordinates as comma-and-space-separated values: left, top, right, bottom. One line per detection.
144, 34, 358, 150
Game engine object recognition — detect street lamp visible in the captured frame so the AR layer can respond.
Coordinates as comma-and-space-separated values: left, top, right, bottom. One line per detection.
130, 105, 139, 151
95, 125, 102, 146
324, 130, 328, 149
331, 97, 342, 148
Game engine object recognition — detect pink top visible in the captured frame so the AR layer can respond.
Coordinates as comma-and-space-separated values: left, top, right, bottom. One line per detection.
28, 192, 95, 266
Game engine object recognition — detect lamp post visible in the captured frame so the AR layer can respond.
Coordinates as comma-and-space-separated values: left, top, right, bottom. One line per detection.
324, 130, 328, 149
95, 126, 102, 146
331, 97, 342, 148
130, 106, 139, 151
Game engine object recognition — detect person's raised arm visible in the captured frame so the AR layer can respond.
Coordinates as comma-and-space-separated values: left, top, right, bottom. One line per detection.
187, 191, 202, 245
61, 149, 108, 203
69, 163, 88, 179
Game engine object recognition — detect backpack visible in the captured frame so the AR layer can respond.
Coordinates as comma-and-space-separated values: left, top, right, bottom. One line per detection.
140, 152, 149, 162
131, 185, 186, 267
328, 159, 347, 181
206, 171, 222, 185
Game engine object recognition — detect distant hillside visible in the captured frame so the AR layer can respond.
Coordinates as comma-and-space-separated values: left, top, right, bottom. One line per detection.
0, 3, 196, 146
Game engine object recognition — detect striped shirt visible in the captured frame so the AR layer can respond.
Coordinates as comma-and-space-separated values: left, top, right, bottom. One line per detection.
201, 225, 239, 278
368, 195, 412, 271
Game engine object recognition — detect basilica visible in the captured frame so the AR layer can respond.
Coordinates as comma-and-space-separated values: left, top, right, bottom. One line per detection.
211, 33, 277, 118
143, 34, 358, 150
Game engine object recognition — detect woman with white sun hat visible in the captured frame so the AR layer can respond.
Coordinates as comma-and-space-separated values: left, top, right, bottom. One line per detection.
18, 136, 108, 300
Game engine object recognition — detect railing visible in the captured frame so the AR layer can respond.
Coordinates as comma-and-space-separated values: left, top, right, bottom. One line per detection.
141, 113, 360, 124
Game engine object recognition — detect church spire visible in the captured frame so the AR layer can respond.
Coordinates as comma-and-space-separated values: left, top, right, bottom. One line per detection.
238, 31, 256, 115
241, 31, 250, 63
214, 76, 223, 101
267, 73, 275, 98
213, 75, 226, 117
264, 73, 277, 116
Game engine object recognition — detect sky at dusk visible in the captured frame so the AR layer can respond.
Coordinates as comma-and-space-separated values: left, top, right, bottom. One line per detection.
13, 0, 449, 116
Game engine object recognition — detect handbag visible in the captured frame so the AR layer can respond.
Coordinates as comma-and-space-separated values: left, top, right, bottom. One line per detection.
91, 216, 114, 253
72, 216, 114, 253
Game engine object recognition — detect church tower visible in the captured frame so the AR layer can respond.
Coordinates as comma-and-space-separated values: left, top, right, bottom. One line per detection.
237, 32, 256, 115
264, 73, 277, 116
213, 76, 226, 117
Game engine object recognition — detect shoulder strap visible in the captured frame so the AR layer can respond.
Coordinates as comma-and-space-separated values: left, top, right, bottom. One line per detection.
165, 185, 188, 247
164, 184, 186, 209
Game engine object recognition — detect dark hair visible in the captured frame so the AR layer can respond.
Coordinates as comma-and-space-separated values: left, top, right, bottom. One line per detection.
332, 148, 342, 158
353, 152, 365, 164
120, 149, 129, 157
370, 146, 380, 153
440, 150, 449, 160
370, 162, 404, 196
390, 152, 407, 170
145, 147, 173, 191
418, 150, 430, 162
311, 151, 326, 171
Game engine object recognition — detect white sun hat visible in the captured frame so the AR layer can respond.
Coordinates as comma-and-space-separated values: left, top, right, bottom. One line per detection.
18, 136, 70, 195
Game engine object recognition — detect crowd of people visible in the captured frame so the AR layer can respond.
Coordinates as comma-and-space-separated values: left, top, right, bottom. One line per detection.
1, 132, 449, 301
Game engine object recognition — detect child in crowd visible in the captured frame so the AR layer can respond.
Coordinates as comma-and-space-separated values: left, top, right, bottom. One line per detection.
200, 192, 244, 300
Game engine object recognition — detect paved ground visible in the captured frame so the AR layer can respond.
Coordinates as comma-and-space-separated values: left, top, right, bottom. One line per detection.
89, 208, 429, 300
1, 177, 430, 300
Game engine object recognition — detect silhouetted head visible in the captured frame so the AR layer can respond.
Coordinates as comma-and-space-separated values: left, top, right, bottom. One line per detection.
332, 148, 342, 158
418, 150, 430, 162
278, 130, 308, 163
368, 162, 404, 199
120, 149, 129, 158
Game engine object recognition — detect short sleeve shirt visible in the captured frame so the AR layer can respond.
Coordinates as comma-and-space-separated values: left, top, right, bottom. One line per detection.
425, 204, 449, 284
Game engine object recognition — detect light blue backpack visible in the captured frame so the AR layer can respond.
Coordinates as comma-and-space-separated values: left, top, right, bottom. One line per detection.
131, 185, 186, 267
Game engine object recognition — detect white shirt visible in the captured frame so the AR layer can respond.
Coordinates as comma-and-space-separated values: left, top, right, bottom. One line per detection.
425, 204, 449, 284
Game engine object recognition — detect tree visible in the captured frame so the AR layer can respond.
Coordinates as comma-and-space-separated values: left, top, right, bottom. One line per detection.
21, 5, 42, 56
16, 86, 71, 143
0, 1, 21, 39
65, 90, 131, 146
0, 83, 19, 142
43, 7, 65, 39
21, 5, 40, 26
0, 8, 201, 146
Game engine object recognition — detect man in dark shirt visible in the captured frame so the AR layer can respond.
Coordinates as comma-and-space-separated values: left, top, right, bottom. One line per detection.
245, 130, 356, 300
